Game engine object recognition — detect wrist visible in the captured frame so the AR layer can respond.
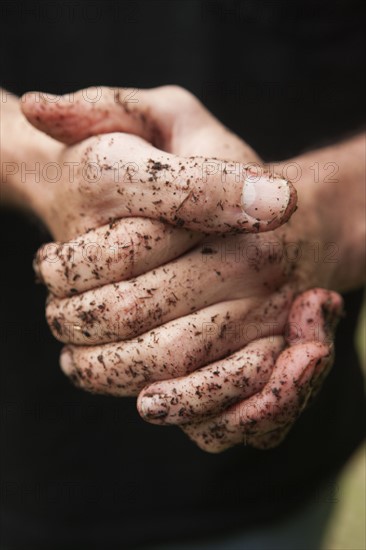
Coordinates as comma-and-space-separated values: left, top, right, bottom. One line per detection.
274, 135, 365, 292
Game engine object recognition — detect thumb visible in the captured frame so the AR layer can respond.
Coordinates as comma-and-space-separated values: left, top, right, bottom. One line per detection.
21, 87, 298, 233
20, 87, 152, 146
248, 288, 343, 449
245, 340, 331, 450
285, 287, 343, 390
68, 131, 297, 234
20, 86, 257, 161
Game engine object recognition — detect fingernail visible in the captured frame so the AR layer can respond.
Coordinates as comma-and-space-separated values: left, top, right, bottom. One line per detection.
140, 394, 169, 419
242, 171, 292, 223
297, 351, 330, 396
296, 356, 320, 388
311, 351, 332, 385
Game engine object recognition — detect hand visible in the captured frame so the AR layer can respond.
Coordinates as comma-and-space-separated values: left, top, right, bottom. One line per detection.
140, 289, 342, 451
29, 88, 298, 349
38, 226, 343, 452
29, 88, 358, 450
19, 86, 295, 241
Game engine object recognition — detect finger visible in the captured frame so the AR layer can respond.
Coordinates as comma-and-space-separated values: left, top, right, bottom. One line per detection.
285, 287, 342, 400
58, 296, 289, 396
137, 336, 285, 424
181, 341, 331, 453
33, 120, 297, 234
63, 132, 297, 234
231, 288, 342, 450
45, 234, 287, 345
247, 423, 293, 450
22, 92, 297, 234
34, 218, 200, 298
286, 288, 343, 346
20, 87, 152, 146
20, 86, 256, 161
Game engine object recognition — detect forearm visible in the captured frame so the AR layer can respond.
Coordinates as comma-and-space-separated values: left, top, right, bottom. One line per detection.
278, 134, 365, 292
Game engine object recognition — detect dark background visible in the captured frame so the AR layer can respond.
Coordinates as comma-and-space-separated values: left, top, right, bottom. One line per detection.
1, 1, 365, 548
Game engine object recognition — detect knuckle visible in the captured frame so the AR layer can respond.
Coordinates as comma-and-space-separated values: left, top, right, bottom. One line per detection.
63, 350, 89, 389
183, 424, 228, 454
115, 282, 145, 338
64, 347, 108, 394
163, 84, 191, 98
35, 244, 64, 294
117, 223, 141, 271
74, 283, 144, 343
46, 299, 66, 341
74, 136, 111, 195
196, 437, 225, 454
160, 85, 198, 109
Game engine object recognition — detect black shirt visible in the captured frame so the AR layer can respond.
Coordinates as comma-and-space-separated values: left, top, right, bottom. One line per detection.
1, 1, 365, 548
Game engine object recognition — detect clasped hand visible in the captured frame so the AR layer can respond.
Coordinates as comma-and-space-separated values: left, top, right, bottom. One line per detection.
22, 86, 341, 452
